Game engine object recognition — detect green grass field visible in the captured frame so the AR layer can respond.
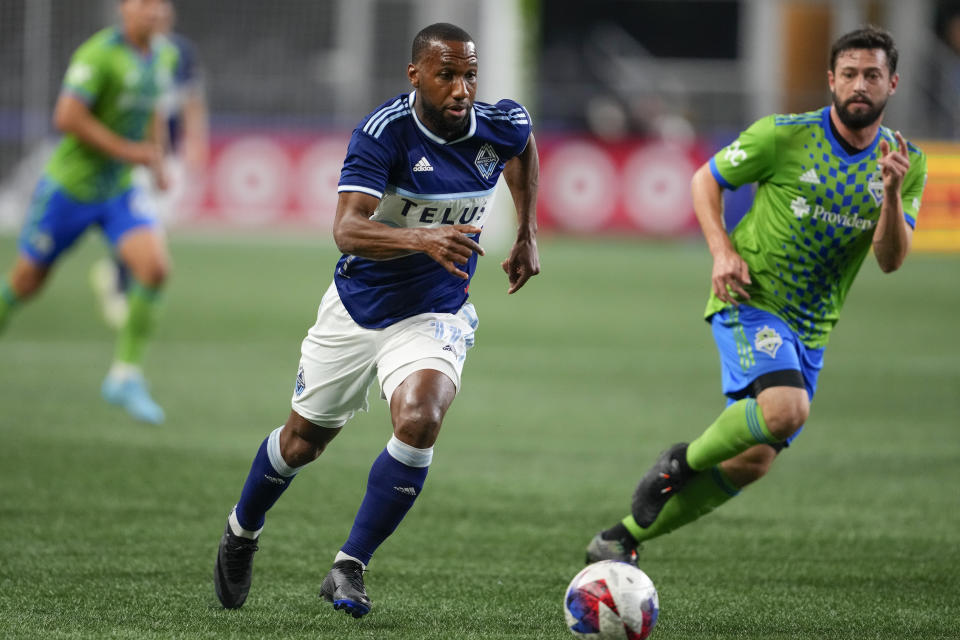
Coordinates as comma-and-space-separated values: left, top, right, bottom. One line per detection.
1, 231, 958, 639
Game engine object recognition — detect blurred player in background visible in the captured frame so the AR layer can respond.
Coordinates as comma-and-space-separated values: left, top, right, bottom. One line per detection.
91, 0, 209, 329
213, 22, 540, 617
0, 0, 176, 425
587, 26, 927, 564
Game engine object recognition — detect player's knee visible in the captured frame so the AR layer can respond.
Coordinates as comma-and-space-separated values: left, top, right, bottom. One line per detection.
9, 265, 46, 299
137, 260, 170, 288
721, 445, 777, 488
392, 400, 444, 449
758, 389, 809, 440
280, 413, 339, 467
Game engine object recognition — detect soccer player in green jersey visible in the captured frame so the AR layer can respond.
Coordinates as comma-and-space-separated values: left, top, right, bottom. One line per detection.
586, 26, 927, 564
0, 0, 177, 424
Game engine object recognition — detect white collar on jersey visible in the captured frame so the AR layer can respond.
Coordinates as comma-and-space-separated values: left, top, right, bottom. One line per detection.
408, 91, 477, 145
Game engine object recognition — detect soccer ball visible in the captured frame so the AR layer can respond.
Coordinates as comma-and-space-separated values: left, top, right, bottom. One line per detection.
563, 560, 659, 640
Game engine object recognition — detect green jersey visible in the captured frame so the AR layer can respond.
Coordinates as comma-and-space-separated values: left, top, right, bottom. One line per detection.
45, 27, 178, 202
706, 106, 927, 348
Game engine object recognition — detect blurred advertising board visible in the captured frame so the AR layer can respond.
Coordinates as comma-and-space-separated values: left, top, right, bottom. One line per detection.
155, 133, 709, 235
5, 134, 953, 250
914, 141, 960, 252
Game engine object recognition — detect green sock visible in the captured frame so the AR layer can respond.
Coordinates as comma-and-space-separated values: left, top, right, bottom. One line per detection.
685, 398, 780, 471
622, 466, 740, 542
0, 281, 20, 334
114, 281, 161, 365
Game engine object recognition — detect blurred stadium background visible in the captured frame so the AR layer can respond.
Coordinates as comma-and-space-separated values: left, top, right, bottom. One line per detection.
1, 0, 959, 245
1, 2, 959, 638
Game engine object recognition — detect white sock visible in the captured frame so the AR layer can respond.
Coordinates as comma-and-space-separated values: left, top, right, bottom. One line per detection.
228, 507, 263, 540
335, 550, 367, 570
107, 362, 142, 381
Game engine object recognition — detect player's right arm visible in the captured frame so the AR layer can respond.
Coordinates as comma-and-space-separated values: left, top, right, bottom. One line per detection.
53, 94, 162, 168
332, 192, 484, 280
55, 43, 162, 169
691, 163, 750, 304
696, 115, 777, 304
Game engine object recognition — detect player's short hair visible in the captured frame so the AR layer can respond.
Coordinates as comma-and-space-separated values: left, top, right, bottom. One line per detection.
412, 23, 474, 62
829, 26, 898, 74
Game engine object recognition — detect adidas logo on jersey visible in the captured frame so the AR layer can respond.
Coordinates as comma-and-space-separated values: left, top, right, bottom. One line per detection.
394, 486, 418, 496
413, 156, 434, 172
799, 169, 821, 184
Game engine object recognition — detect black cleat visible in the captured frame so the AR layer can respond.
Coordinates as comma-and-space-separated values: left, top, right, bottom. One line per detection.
585, 532, 639, 566
631, 443, 696, 528
320, 560, 372, 618
214, 523, 259, 609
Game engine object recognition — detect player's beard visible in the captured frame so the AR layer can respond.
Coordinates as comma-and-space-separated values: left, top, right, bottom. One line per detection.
832, 91, 887, 130
419, 97, 470, 141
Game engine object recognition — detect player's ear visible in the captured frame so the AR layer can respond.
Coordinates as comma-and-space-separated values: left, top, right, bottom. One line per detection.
888, 72, 899, 95
826, 69, 835, 91
407, 63, 419, 89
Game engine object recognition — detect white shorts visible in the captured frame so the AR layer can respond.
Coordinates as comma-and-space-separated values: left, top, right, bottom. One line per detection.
291, 282, 478, 428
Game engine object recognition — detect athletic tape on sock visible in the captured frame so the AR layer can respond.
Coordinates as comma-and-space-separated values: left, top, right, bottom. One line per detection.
267, 426, 303, 477
229, 508, 263, 539
386, 435, 433, 468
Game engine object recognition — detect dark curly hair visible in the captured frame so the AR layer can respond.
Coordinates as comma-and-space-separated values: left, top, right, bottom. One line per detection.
829, 26, 898, 73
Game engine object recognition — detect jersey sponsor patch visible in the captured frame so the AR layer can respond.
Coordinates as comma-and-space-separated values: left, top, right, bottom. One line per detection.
371, 187, 493, 230
66, 62, 93, 85
723, 139, 748, 167
790, 196, 811, 219
754, 325, 783, 359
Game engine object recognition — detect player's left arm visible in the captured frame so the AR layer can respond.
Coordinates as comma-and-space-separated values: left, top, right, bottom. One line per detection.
500, 133, 540, 294
872, 131, 915, 273
181, 89, 210, 173
147, 109, 170, 191
176, 39, 210, 172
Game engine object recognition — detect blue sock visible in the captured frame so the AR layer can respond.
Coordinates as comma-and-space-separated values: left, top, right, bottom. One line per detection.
233, 426, 302, 534
340, 436, 433, 565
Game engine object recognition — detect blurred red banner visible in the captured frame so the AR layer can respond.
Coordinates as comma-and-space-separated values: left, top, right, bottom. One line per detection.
172, 133, 710, 235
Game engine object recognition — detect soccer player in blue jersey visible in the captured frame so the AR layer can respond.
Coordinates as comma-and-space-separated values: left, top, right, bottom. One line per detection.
586, 26, 927, 564
214, 23, 540, 616
0, 0, 176, 424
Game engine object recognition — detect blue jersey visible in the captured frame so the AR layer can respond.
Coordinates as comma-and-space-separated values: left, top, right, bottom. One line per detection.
334, 91, 532, 329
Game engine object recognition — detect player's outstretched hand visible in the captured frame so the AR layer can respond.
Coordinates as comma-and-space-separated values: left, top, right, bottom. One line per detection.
421, 225, 484, 279
501, 236, 540, 294
878, 131, 910, 194
712, 247, 751, 305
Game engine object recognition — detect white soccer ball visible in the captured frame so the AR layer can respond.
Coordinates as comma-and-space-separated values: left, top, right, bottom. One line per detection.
563, 560, 659, 640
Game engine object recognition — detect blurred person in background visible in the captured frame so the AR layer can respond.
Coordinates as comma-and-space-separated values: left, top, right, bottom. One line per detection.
91, 0, 209, 329
213, 22, 540, 617
586, 26, 927, 564
0, 0, 177, 425
928, 2, 960, 137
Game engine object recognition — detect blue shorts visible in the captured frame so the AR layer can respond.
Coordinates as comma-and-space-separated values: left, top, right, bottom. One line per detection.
17, 177, 157, 266
711, 305, 825, 444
